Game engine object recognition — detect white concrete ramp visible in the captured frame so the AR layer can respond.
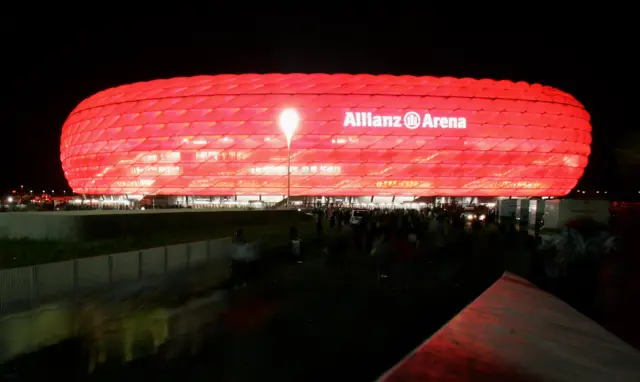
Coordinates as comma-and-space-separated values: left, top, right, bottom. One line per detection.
379, 272, 640, 382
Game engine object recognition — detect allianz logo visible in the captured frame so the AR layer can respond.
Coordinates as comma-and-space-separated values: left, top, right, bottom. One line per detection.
343, 111, 467, 129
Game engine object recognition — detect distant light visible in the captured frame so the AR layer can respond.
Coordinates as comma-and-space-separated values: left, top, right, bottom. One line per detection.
7, 197, 13, 203
582, 191, 586, 194
279, 108, 300, 147
596, 191, 599, 194
604, 191, 608, 194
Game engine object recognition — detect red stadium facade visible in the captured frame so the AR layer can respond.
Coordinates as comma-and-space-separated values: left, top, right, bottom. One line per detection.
60, 74, 591, 198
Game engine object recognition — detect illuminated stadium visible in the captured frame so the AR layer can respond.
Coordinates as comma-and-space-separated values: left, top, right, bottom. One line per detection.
60, 74, 591, 205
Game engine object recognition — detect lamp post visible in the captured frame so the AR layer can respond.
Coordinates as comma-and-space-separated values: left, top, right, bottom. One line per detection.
278, 108, 300, 208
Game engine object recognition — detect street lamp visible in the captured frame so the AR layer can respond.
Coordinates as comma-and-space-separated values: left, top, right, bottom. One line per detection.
278, 108, 300, 208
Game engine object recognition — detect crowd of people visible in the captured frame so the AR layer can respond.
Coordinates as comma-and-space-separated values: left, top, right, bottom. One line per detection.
311, 206, 504, 288
229, 203, 622, 310
316, 205, 621, 301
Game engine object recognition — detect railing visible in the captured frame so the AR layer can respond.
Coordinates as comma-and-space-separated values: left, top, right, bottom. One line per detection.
0, 237, 233, 317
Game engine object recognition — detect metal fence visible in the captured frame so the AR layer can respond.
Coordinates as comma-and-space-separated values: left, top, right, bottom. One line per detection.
0, 237, 233, 317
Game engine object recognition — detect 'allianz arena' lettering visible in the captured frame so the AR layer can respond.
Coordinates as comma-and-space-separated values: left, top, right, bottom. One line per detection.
343, 111, 467, 129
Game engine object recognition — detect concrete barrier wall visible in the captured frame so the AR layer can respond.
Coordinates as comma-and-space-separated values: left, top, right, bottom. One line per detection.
0, 209, 307, 241
0, 237, 232, 317
377, 273, 640, 382
0, 213, 82, 241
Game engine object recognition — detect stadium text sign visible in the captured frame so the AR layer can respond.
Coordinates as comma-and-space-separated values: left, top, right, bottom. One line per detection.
343, 111, 467, 129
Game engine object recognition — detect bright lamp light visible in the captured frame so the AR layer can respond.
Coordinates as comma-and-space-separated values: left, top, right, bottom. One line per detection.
279, 108, 300, 147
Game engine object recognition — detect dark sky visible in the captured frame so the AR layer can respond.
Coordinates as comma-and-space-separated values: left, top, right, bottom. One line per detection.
2, 6, 636, 194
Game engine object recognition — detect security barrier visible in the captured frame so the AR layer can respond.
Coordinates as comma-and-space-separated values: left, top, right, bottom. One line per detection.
0, 237, 233, 317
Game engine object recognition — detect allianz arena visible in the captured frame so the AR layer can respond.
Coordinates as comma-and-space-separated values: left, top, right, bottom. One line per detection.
60, 74, 591, 201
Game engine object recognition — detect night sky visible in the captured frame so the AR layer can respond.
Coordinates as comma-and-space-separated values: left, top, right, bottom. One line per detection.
3, 6, 635, 195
